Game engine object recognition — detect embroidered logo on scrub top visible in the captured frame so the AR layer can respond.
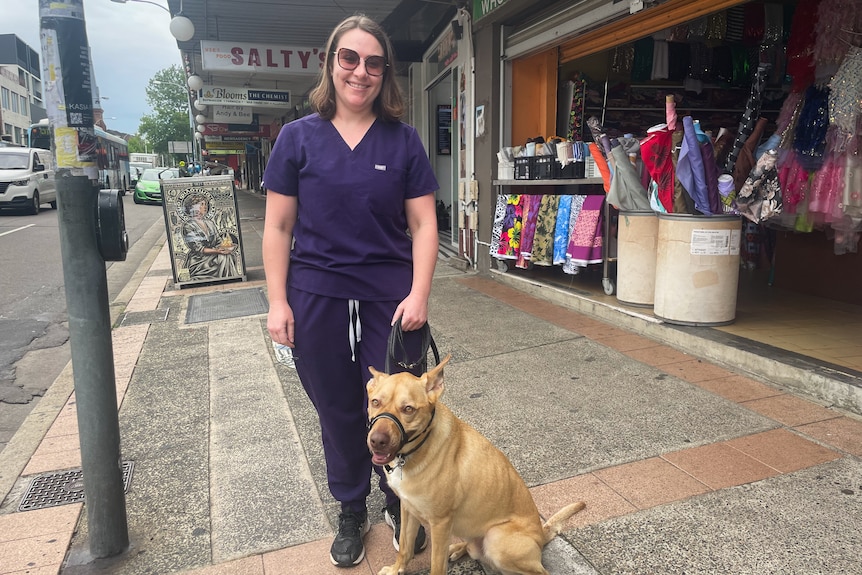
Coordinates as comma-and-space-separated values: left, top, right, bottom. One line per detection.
375, 164, 387, 171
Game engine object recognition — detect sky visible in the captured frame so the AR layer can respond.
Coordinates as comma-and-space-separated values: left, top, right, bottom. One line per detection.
7, 0, 185, 135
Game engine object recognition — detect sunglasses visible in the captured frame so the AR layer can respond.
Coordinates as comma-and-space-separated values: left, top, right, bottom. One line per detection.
334, 47, 388, 77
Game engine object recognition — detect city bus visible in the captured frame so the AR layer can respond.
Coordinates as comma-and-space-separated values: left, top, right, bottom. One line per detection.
28, 119, 131, 192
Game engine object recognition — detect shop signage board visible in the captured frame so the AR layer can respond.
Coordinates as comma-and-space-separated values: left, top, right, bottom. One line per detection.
199, 85, 291, 108
160, 175, 247, 288
474, 0, 510, 20
213, 105, 253, 124
201, 40, 325, 75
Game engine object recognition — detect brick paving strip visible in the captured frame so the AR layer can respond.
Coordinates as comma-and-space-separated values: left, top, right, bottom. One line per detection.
1, 274, 860, 575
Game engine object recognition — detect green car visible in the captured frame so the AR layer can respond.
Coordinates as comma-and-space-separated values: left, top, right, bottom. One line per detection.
133, 167, 180, 205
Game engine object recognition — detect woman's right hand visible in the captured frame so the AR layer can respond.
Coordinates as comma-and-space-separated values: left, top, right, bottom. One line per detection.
267, 300, 295, 348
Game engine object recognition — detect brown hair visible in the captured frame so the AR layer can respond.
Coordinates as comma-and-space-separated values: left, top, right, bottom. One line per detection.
308, 14, 404, 122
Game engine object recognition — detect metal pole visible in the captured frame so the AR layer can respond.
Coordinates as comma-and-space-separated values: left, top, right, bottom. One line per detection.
39, 0, 129, 558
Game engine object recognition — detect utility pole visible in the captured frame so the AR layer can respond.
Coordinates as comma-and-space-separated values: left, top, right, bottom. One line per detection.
38, 0, 129, 558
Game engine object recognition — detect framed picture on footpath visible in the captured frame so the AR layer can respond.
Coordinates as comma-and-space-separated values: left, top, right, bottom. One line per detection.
160, 175, 248, 288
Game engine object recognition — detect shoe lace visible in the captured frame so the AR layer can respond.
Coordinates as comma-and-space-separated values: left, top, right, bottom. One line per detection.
339, 511, 364, 537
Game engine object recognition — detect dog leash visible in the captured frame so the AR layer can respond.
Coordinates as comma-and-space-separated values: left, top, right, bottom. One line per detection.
384, 317, 439, 375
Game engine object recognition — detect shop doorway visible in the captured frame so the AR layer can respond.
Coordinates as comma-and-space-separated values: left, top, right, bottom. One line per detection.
427, 69, 457, 248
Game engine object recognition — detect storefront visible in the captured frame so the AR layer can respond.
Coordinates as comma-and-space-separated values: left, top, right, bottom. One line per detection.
467, 0, 861, 313
413, 7, 477, 262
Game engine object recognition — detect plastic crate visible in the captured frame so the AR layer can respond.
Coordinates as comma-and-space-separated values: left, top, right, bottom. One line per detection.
514, 157, 533, 180
533, 155, 559, 180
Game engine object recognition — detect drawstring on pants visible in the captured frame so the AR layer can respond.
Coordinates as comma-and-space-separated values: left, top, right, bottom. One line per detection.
348, 299, 362, 362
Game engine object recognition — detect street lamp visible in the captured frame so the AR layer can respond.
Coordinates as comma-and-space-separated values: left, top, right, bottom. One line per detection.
152, 79, 197, 162
110, 0, 195, 42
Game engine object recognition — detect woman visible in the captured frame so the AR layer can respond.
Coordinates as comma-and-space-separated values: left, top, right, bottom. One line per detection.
261, 14, 439, 568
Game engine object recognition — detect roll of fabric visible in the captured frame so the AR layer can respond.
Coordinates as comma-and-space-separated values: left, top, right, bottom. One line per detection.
608, 145, 651, 211
640, 125, 675, 212
676, 116, 712, 214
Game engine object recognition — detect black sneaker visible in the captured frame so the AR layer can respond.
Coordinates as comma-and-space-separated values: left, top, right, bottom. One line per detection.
330, 509, 370, 567
383, 502, 427, 553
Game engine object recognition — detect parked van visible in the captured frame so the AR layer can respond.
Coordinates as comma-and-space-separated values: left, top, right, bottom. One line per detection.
0, 147, 57, 215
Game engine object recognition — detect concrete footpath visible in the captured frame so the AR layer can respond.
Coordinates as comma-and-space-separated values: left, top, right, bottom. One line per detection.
1, 188, 861, 575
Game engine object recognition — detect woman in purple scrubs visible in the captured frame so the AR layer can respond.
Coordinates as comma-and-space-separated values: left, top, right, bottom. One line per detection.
262, 14, 439, 568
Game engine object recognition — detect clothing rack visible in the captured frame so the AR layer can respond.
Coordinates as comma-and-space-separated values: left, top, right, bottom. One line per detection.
491, 178, 618, 294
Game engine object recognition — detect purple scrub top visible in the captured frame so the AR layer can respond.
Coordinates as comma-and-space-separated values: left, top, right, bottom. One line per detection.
263, 114, 439, 301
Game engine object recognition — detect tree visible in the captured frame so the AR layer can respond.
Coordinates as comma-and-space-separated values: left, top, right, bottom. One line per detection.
138, 65, 193, 160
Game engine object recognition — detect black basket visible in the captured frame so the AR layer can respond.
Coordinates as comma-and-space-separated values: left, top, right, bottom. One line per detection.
559, 161, 586, 179
514, 157, 533, 180
533, 155, 559, 180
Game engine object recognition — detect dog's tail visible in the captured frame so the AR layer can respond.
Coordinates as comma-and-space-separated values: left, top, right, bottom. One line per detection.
542, 501, 586, 544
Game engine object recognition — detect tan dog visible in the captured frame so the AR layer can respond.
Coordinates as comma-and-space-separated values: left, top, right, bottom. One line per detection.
366, 355, 585, 575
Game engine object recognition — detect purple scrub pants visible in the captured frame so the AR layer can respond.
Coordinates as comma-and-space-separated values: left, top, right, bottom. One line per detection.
288, 286, 425, 514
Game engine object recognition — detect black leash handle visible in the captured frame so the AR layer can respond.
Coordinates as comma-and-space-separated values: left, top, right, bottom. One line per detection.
385, 317, 439, 374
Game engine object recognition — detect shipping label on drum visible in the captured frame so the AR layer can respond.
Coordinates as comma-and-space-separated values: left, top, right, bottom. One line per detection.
689, 229, 740, 256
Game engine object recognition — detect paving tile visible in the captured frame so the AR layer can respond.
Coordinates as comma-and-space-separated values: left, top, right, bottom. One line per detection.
0, 505, 81, 543
22, 449, 82, 476
0, 525, 75, 573
691, 374, 783, 403
574, 323, 628, 340
530, 473, 635, 529
741, 394, 840, 427
661, 442, 780, 490
659, 359, 737, 383
27, 433, 79, 456
623, 345, 693, 367
178, 555, 264, 574
262, 536, 372, 574
43, 415, 79, 438
796, 417, 862, 456
365, 522, 432, 575
724, 428, 841, 473
593, 334, 658, 352
592, 457, 711, 509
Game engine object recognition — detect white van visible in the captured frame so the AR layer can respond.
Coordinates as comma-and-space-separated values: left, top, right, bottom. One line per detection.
0, 147, 57, 215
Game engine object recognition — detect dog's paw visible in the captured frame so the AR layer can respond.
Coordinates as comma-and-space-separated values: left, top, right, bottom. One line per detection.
448, 541, 468, 562
377, 565, 403, 575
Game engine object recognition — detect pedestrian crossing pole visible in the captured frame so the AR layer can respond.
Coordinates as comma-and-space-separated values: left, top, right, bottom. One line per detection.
38, 0, 129, 558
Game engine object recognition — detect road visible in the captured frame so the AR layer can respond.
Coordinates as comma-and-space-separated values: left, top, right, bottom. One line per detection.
0, 197, 165, 455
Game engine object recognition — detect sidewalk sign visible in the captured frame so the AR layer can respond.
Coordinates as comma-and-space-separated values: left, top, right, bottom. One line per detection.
160, 175, 248, 288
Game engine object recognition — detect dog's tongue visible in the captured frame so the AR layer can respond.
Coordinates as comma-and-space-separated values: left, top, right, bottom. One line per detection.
372, 452, 394, 465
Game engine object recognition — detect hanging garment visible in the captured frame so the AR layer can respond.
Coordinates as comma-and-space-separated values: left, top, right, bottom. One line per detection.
607, 145, 651, 211
529, 194, 560, 266
677, 116, 712, 215
778, 150, 811, 214
725, 63, 772, 174
808, 151, 845, 223
562, 195, 587, 275
566, 194, 605, 267
515, 194, 540, 268
553, 195, 574, 265
794, 85, 831, 171
495, 195, 524, 259
733, 117, 770, 192
640, 125, 675, 212
736, 149, 782, 224
844, 152, 862, 225
786, 0, 821, 91
828, 46, 862, 154
490, 192, 507, 256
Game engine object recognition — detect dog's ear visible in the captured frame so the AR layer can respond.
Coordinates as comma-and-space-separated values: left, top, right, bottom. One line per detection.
366, 366, 385, 393
423, 354, 451, 400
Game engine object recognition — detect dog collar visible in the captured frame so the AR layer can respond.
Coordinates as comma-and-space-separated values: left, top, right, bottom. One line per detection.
369, 408, 436, 473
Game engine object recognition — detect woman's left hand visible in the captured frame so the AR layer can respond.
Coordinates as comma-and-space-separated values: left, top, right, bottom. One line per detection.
392, 293, 428, 331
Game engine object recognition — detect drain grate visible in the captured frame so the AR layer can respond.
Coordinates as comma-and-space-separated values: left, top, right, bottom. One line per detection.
186, 287, 269, 324
18, 461, 134, 512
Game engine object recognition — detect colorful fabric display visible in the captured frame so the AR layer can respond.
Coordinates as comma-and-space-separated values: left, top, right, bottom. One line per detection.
677, 116, 712, 215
